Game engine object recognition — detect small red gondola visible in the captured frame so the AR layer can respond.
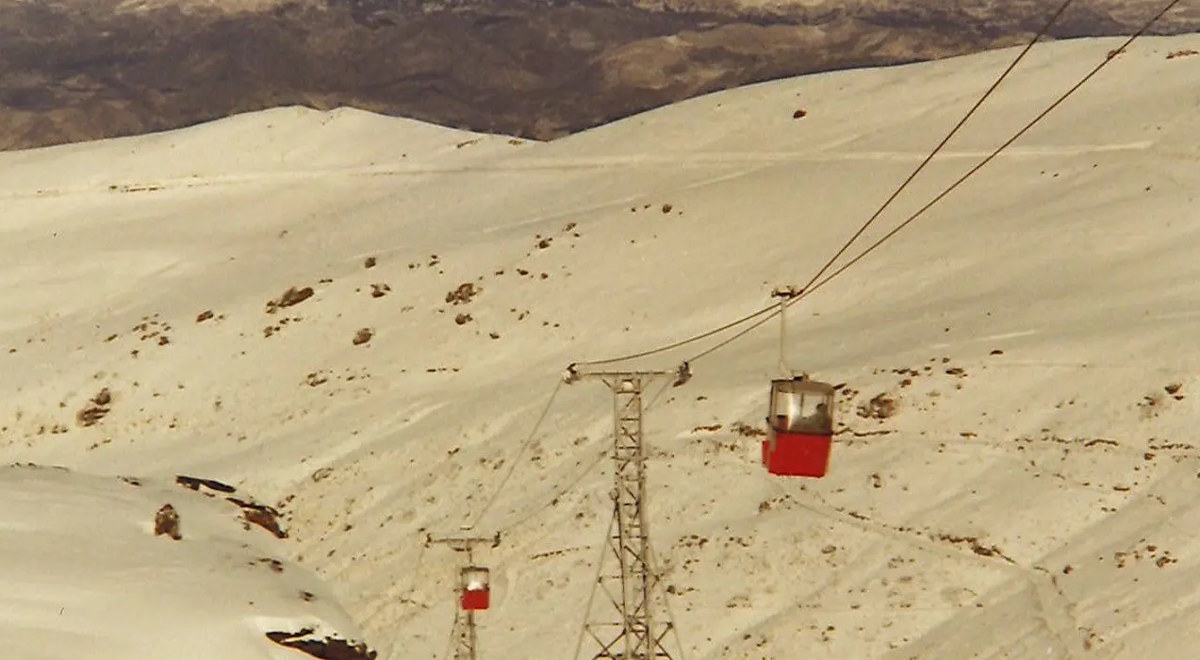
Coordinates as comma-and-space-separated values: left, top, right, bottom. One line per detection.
762, 376, 834, 477
460, 566, 490, 611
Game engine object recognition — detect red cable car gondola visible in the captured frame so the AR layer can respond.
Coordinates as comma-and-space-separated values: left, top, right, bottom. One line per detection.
759, 286, 836, 477
762, 376, 835, 477
460, 566, 491, 611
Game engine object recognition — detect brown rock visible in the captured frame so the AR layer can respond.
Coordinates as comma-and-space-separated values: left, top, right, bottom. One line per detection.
445, 282, 480, 305
76, 388, 112, 427
265, 628, 377, 660
267, 286, 314, 314
227, 497, 288, 539
352, 328, 373, 345
175, 475, 236, 493
154, 503, 181, 540
857, 394, 896, 419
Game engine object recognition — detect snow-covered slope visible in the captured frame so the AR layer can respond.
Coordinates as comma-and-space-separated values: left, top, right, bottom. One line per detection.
0, 465, 372, 659
2, 35, 1199, 659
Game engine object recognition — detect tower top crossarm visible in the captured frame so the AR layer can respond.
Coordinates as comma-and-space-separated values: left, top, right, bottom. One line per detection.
562, 362, 692, 388
427, 532, 502, 555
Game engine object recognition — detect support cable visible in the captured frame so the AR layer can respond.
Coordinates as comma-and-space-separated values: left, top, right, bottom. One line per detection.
575, 304, 778, 367
441, 609, 461, 660
572, 0, 1075, 370
682, 0, 1181, 367
465, 379, 564, 531
498, 376, 676, 535
572, 513, 617, 660
798, 0, 1076, 292
648, 541, 689, 660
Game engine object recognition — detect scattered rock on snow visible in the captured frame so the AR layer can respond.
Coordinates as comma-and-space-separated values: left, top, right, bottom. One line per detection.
857, 394, 897, 419
265, 628, 377, 660
175, 475, 237, 494
731, 421, 766, 437
266, 286, 314, 314
305, 371, 330, 387
311, 467, 334, 482
154, 503, 181, 540
445, 282, 480, 305
76, 388, 112, 427
227, 497, 287, 538
252, 557, 285, 573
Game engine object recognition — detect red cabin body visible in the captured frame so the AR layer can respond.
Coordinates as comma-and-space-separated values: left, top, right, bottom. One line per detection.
461, 589, 490, 611
762, 377, 834, 477
460, 566, 490, 611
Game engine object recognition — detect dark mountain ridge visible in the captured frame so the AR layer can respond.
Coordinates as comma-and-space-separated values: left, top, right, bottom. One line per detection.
1, 0, 1196, 150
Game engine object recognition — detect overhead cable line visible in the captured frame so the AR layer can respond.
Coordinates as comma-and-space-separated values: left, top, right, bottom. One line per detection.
574, 304, 778, 367
463, 370, 673, 536
798, 0, 1077, 292
572, 513, 616, 660
491, 375, 677, 536
464, 379, 564, 531
683, 0, 1182, 367
573, 0, 1076, 369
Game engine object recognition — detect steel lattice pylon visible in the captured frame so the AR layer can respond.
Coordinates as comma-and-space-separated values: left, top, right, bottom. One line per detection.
569, 369, 681, 660
449, 609, 479, 660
